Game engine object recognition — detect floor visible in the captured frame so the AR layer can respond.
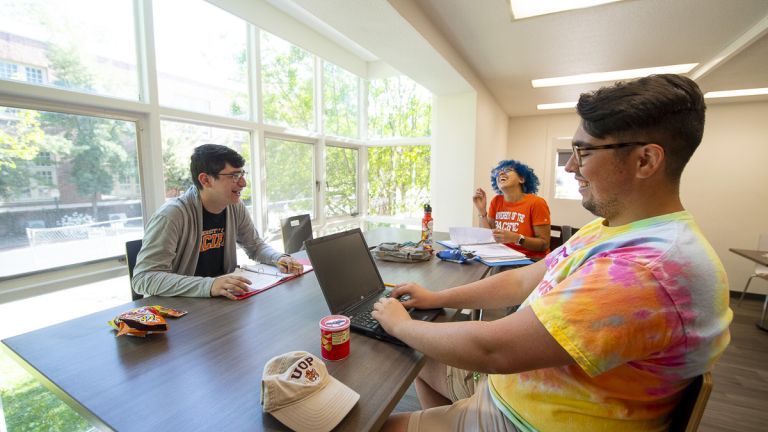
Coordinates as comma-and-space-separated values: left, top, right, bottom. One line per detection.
394, 296, 768, 432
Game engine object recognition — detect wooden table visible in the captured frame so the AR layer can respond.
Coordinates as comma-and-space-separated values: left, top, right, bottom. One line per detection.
729, 248, 768, 331
1, 229, 487, 432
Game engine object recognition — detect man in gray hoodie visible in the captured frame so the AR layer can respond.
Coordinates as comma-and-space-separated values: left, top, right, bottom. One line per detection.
132, 144, 301, 300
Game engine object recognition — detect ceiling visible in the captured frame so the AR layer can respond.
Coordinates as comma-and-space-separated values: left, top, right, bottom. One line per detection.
262, 0, 768, 117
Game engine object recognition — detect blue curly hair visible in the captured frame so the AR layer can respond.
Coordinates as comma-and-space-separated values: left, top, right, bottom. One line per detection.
490, 160, 540, 195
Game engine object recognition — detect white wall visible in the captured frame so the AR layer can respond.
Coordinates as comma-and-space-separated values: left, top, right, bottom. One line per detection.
431, 92, 477, 231
507, 101, 768, 294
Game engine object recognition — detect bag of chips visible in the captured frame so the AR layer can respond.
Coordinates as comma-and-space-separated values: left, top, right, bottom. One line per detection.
108, 305, 187, 337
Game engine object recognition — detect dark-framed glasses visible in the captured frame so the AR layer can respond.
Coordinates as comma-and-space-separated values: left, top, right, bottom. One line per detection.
216, 171, 247, 182
571, 142, 649, 167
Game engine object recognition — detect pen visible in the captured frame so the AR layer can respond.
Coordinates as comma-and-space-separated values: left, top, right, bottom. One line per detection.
384, 283, 397, 288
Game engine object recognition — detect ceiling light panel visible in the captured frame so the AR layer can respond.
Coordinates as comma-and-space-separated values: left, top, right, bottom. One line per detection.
511, 0, 625, 20
704, 88, 768, 98
532, 63, 698, 88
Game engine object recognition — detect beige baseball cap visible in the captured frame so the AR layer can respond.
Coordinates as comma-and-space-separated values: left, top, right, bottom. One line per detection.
261, 351, 360, 432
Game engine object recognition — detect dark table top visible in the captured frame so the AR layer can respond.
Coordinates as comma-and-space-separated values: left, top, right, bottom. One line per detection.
729, 248, 768, 267
1, 228, 487, 432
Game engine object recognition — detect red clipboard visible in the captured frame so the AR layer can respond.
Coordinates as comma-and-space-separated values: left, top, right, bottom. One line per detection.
235, 259, 313, 300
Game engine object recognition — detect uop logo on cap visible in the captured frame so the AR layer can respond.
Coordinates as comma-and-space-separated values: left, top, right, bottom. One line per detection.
261, 351, 360, 432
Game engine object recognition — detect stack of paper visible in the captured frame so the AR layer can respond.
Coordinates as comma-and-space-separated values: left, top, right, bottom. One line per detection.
443, 227, 527, 262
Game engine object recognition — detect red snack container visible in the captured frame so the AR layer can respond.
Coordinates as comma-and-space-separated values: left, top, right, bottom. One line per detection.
319, 315, 351, 361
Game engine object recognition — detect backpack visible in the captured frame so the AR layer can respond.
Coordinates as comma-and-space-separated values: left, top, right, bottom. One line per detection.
371, 241, 433, 263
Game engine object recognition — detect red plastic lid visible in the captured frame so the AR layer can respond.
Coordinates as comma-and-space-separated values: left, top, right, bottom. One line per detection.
319, 315, 350, 331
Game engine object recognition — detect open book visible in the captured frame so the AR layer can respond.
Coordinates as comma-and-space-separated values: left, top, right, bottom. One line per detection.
440, 227, 527, 261
231, 259, 313, 300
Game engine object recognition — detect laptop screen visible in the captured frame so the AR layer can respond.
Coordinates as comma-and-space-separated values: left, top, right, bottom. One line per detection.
305, 229, 385, 314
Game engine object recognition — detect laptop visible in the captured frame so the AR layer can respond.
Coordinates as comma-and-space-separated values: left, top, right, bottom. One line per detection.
280, 214, 313, 254
305, 228, 442, 345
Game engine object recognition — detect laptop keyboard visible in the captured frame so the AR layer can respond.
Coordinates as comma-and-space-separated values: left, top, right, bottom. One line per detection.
350, 306, 379, 329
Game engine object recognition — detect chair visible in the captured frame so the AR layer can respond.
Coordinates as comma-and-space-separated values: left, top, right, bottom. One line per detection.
737, 233, 768, 307
550, 224, 578, 250
668, 372, 713, 432
280, 214, 313, 254
125, 239, 143, 301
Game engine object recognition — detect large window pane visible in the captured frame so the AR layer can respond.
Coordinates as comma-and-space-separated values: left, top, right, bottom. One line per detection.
0, 107, 141, 277
368, 76, 432, 138
0, 0, 139, 100
160, 120, 251, 205
261, 32, 314, 130
323, 62, 359, 138
154, 0, 248, 119
367, 145, 430, 217
325, 146, 357, 218
265, 137, 314, 230
554, 149, 579, 200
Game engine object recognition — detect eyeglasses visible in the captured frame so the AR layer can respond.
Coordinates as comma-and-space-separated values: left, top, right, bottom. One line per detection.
571, 142, 648, 167
215, 171, 247, 182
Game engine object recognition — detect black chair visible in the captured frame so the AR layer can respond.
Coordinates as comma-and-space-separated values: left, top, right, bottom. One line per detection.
125, 239, 143, 301
550, 225, 578, 250
280, 214, 313, 254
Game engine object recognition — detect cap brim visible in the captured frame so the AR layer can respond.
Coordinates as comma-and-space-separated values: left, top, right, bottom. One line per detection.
269, 377, 360, 432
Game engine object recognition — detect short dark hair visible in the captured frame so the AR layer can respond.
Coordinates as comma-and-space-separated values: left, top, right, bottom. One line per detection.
490, 159, 540, 195
190, 144, 245, 189
576, 74, 706, 182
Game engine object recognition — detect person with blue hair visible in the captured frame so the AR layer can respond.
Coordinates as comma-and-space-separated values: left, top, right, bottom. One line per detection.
473, 159, 551, 259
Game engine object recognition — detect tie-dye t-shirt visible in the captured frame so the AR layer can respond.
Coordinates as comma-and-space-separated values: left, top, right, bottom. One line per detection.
488, 211, 732, 432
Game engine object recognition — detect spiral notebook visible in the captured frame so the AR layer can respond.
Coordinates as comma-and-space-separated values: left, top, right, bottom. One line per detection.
232, 260, 312, 300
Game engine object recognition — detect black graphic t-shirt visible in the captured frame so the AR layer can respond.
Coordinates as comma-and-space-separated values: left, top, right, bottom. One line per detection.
195, 208, 227, 277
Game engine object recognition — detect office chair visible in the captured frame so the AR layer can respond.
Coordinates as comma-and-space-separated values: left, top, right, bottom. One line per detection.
280, 214, 313, 254
668, 372, 713, 432
550, 225, 578, 250
125, 239, 143, 301
737, 233, 768, 307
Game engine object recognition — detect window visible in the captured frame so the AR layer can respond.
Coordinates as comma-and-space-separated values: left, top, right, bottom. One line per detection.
25, 66, 44, 84
0, 106, 142, 277
0, 0, 139, 99
261, 32, 315, 130
325, 145, 358, 218
323, 62, 359, 138
265, 137, 314, 230
0, 61, 19, 80
368, 76, 432, 138
367, 145, 430, 217
153, 0, 248, 118
554, 149, 580, 199
160, 120, 251, 202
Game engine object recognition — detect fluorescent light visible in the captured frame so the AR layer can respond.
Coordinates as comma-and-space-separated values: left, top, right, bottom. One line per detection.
704, 88, 768, 99
537, 102, 577, 110
531, 64, 698, 88
511, 0, 625, 20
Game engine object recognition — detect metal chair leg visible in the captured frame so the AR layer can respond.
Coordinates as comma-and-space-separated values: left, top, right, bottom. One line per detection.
761, 293, 768, 326
737, 275, 757, 307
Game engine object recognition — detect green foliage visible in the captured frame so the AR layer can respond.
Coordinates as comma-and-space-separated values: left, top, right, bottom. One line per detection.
0, 351, 90, 432
325, 146, 357, 217
162, 137, 193, 197
323, 63, 358, 138
265, 138, 313, 228
0, 110, 46, 199
47, 45, 94, 91
368, 76, 432, 138
261, 33, 314, 130
368, 145, 430, 216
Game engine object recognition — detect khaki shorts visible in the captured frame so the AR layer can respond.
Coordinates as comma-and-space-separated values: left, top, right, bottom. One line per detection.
407, 367, 520, 432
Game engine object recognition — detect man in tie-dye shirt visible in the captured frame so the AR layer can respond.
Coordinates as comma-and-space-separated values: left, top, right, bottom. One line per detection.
372, 74, 732, 432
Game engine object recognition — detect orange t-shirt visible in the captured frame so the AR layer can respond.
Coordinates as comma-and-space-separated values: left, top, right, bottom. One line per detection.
488, 194, 551, 259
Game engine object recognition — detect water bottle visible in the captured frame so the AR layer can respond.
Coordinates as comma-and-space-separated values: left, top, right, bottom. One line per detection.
421, 203, 433, 250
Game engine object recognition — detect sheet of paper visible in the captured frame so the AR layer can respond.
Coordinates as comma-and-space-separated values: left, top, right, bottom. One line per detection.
448, 227, 494, 246
233, 267, 285, 293
461, 243, 526, 259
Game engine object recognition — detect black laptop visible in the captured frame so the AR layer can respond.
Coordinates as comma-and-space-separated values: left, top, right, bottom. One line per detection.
305, 228, 442, 345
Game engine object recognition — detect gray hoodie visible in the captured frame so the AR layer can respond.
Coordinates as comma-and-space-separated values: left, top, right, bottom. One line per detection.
132, 186, 283, 297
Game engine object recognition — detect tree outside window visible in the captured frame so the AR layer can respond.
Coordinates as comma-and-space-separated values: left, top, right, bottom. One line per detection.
261, 32, 314, 130
323, 62, 359, 138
